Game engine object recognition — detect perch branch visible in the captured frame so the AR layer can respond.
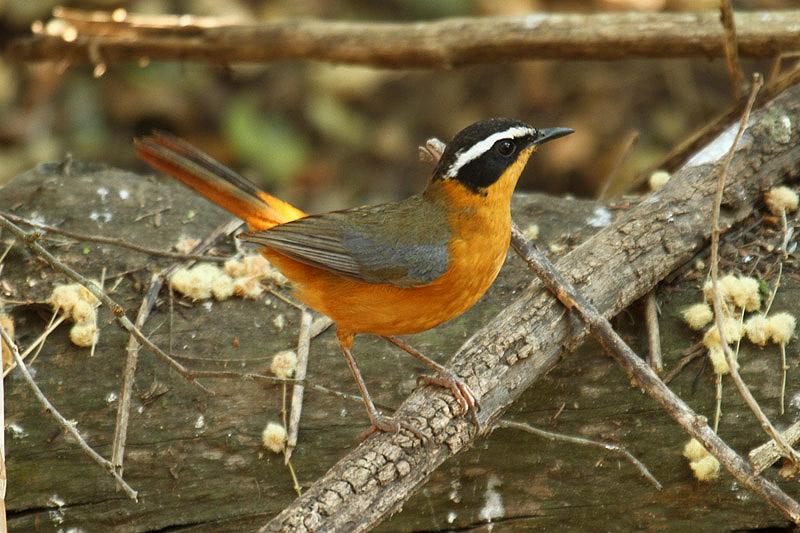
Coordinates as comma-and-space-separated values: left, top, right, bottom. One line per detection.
7, 8, 800, 67
509, 223, 800, 523
262, 80, 800, 532
720, 0, 744, 100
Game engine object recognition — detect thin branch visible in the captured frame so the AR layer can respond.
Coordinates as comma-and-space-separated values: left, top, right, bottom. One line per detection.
0, 214, 208, 392
706, 73, 800, 467
285, 307, 312, 463
111, 217, 242, 479
111, 271, 158, 482
597, 129, 639, 200
645, 291, 663, 374
509, 223, 800, 524
0, 321, 138, 500
750, 420, 800, 475
0, 211, 231, 263
7, 9, 800, 67
662, 342, 704, 384
720, 0, 744, 100
497, 419, 662, 490
186, 370, 382, 409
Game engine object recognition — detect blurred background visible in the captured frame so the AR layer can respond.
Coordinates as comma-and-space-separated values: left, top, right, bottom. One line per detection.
0, 0, 794, 212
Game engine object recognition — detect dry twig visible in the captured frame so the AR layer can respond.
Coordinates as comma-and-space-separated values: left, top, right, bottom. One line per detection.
720, 0, 744, 100
286, 307, 312, 462
0, 321, 138, 500
0, 211, 230, 263
706, 73, 800, 467
497, 419, 662, 490
0, 214, 208, 392
750, 421, 800, 475
509, 223, 800, 523
645, 291, 663, 374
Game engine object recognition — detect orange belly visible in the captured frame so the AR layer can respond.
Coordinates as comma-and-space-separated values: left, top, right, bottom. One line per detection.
262, 237, 508, 336
259, 163, 519, 336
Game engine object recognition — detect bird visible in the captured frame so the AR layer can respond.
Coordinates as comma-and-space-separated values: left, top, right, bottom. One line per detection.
135, 118, 573, 440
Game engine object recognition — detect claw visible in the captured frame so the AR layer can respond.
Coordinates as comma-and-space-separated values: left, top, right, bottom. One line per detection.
419, 372, 481, 430
356, 413, 430, 443
384, 335, 481, 430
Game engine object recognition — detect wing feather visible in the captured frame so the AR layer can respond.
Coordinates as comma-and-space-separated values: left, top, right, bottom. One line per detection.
238, 196, 451, 287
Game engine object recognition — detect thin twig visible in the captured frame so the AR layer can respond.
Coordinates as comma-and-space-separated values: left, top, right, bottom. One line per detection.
2, 314, 68, 378
750, 420, 800, 475
186, 370, 389, 410
0, 210, 230, 263
662, 342, 704, 384
706, 73, 800, 466
111, 217, 242, 480
720, 0, 744, 100
0, 321, 138, 500
111, 271, 158, 483
597, 129, 639, 200
286, 308, 312, 463
0, 214, 208, 392
510, 223, 800, 524
497, 419, 662, 490
645, 291, 662, 374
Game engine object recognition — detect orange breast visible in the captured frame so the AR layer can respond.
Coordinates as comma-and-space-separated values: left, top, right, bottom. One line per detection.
261, 167, 519, 336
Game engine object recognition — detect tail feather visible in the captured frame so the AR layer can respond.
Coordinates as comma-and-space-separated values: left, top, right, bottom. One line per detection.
135, 132, 305, 230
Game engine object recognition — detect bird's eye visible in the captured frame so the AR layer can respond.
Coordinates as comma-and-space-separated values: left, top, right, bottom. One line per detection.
495, 139, 515, 156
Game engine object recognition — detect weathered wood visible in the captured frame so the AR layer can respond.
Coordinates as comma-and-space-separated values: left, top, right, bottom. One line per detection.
7, 10, 800, 67
0, 162, 607, 531
2, 77, 800, 530
265, 84, 800, 530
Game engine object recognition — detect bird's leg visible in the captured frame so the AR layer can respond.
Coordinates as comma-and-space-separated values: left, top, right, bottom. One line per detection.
337, 330, 428, 442
382, 335, 480, 428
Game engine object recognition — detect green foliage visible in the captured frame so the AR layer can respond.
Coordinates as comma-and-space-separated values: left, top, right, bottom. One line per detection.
223, 95, 311, 186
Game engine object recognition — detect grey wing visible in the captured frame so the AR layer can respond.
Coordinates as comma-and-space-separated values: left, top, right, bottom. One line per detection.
238, 204, 450, 288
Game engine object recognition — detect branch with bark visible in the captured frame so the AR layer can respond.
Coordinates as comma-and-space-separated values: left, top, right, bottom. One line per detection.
7, 8, 800, 67
262, 81, 800, 531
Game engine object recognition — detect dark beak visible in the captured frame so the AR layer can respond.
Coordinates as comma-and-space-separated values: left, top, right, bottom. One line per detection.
532, 127, 574, 146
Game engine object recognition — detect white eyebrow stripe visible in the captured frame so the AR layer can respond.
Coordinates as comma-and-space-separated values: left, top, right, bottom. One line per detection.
444, 126, 536, 178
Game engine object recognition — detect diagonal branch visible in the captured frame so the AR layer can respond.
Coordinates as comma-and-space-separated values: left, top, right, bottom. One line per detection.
262, 81, 800, 531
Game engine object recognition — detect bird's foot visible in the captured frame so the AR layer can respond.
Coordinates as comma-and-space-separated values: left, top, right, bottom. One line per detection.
418, 371, 481, 429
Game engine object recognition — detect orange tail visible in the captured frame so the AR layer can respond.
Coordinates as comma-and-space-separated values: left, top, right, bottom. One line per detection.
135, 132, 306, 231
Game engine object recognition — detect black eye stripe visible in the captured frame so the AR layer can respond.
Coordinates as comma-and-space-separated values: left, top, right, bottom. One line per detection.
432, 118, 538, 192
